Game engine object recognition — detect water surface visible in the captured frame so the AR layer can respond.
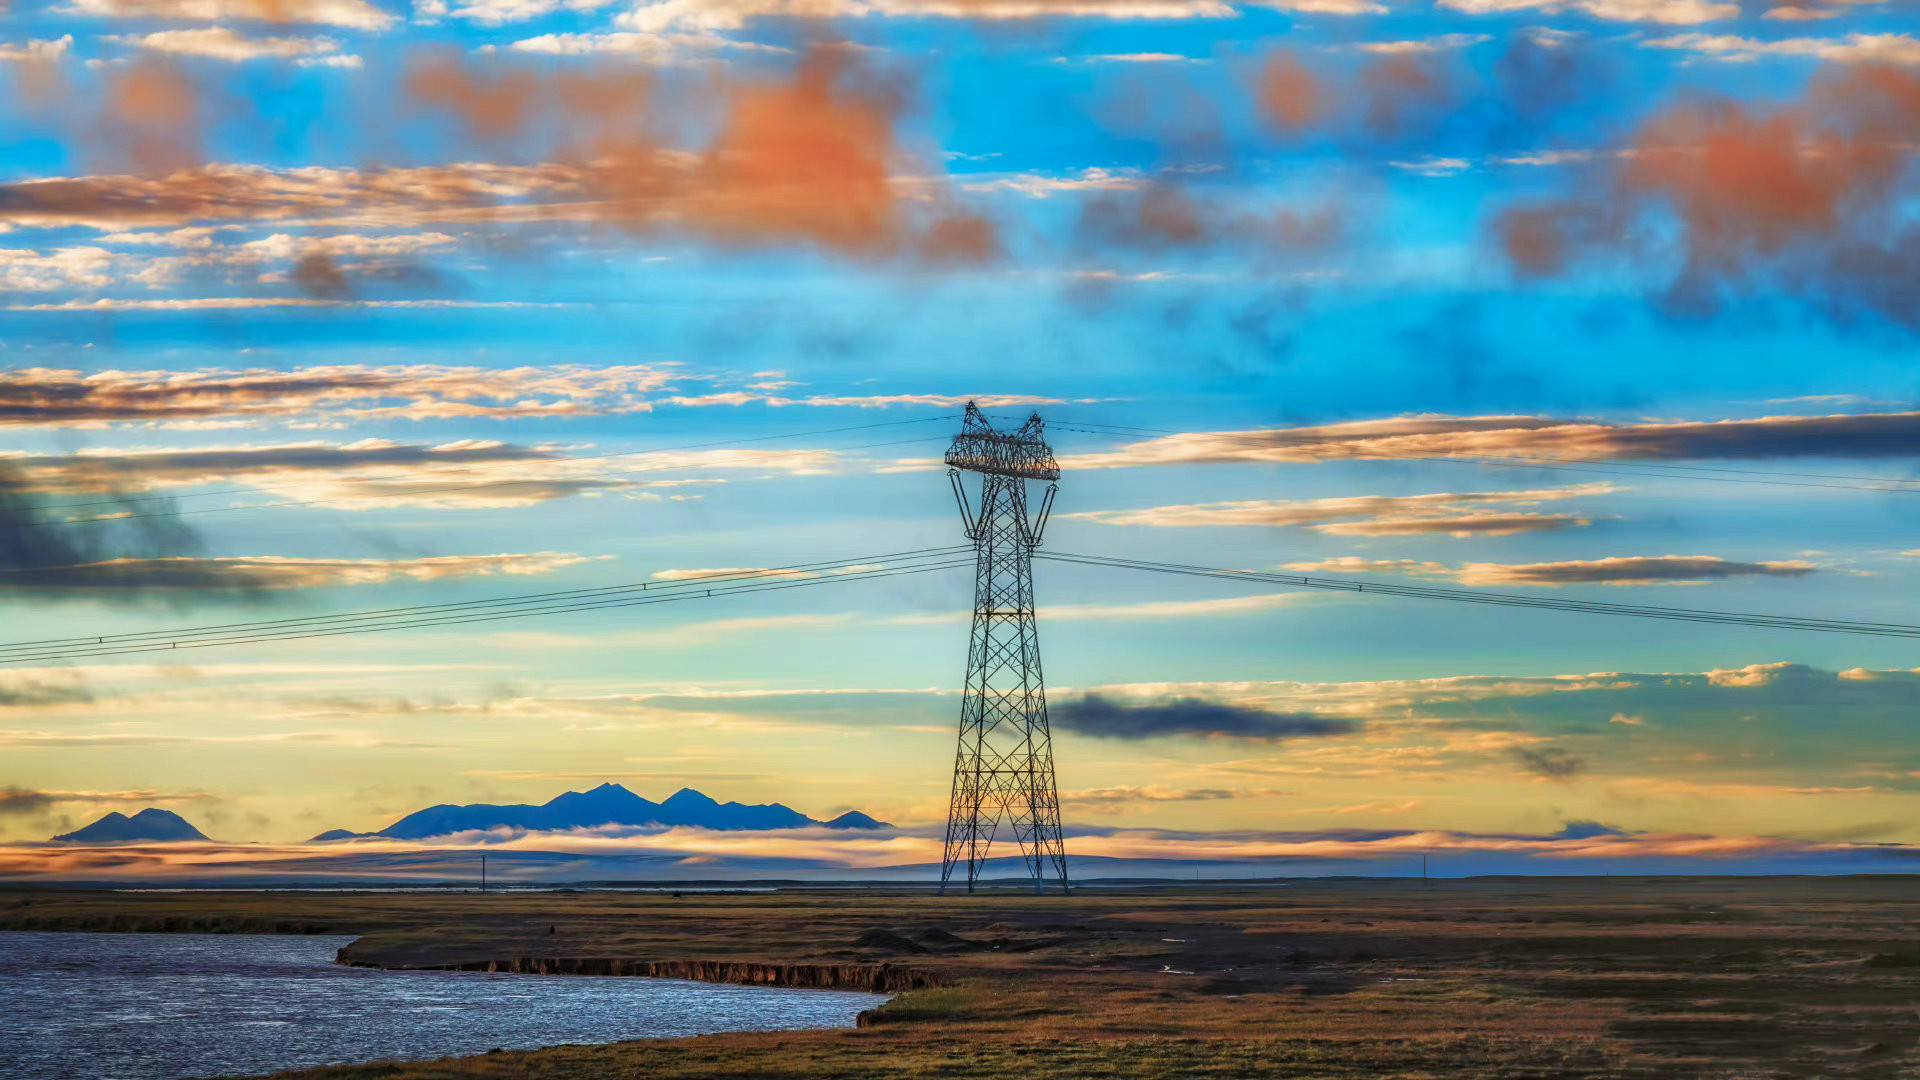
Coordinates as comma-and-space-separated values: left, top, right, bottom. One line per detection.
0, 931, 885, 1080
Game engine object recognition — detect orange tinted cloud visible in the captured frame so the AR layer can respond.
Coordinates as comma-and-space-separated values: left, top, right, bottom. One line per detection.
1078, 183, 1345, 256
1494, 63, 1920, 327
679, 50, 901, 253
1254, 50, 1325, 133
396, 47, 994, 261
1061, 411, 1920, 468
98, 59, 204, 173
1249, 47, 1463, 141
1357, 54, 1456, 137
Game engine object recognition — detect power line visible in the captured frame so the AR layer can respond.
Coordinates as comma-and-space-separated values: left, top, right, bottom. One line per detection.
1027, 417, 1920, 494
8, 539, 1912, 667
0, 550, 975, 665
1038, 550, 1920, 637
3, 415, 961, 528
0, 545, 971, 653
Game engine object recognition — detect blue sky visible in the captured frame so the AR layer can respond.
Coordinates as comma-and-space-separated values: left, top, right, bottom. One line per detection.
0, 0, 1916, 879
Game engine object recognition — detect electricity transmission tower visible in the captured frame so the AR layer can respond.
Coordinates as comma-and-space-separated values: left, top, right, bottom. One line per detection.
940, 402, 1070, 895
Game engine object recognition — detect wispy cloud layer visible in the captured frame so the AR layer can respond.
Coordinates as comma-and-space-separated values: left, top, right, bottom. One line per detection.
0, 365, 677, 428
1064, 483, 1613, 536
1063, 412, 1920, 469
1280, 553, 1821, 586
0, 552, 601, 597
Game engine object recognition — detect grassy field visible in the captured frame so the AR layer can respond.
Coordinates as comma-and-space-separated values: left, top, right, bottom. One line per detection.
4, 876, 1916, 1079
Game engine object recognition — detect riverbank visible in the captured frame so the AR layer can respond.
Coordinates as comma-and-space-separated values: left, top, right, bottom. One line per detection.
5, 876, 1916, 1079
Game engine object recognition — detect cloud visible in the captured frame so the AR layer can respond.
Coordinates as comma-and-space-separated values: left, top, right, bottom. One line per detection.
0, 247, 119, 292
1248, 47, 1476, 144
0, 364, 675, 427
501, 30, 789, 59
1089, 662, 1920, 793
1387, 156, 1473, 177
1041, 593, 1308, 620
650, 566, 819, 581
0, 552, 603, 598
1436, 0, 1738, 23
1276, 553, 1821, 587
1279, 557, 1453, 575
1492, 64, 1920, 330
1512, 745, 1587, 780
396, 47, 998, 264
0, 51, 989, 270
0, 36, 74, 62
1609, 777, 1881, 799
1, 459, 217, 604
1761, 5, 1841, 20
1453, 555, 1817, 587
0, 730, 438, 749
3, 298, 570, 312
55, 0, 399, 30
107, 27, 345, 62
1319, 513, 1589, 536
1, 234, 453, 297
0, 677, 93, 707
1061, 411, 1920, 468
1058, 784, 1268, 806
609, 0, 1238, 35
0, 164, 580, 231
1047, 53, 1208, 66
5, 440, 837, 511
1355, 34, 1493, 54
1247, 0, 1387, 10
1064, 484, 1611, 536
0, 787, 218, 816
1642, 32, 1920, 65
1051, 693, 1357, 741
1254, 50, 1326, 133
960, 167, 1145, 199
1300, 798, 1424, 814
1058, 785, 1285, 814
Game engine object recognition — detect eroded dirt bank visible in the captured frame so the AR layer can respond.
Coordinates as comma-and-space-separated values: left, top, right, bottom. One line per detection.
333, 949, 936, 992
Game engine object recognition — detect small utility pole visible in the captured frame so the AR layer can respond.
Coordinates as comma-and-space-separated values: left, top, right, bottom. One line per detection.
481, 853, 488, 893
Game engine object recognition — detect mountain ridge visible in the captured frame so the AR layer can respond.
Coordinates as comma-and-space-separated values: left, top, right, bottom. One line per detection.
52, 808, 211, 844
310, 783, 890, 841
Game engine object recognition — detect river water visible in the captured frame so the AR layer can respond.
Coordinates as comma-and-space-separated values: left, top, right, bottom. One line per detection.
0, 931, 887, 1080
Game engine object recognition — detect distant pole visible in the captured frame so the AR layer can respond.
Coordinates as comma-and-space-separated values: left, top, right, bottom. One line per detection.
481, 853, 487, 893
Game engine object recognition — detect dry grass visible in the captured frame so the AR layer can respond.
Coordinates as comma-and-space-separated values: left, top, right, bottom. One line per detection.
5, 876, 1915, 1079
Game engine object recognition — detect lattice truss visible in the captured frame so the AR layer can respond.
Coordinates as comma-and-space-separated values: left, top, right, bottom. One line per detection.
940, 404, 1070, 895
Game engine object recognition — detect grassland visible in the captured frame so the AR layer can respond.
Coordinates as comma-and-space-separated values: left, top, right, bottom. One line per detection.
4, 876, 1916, 1079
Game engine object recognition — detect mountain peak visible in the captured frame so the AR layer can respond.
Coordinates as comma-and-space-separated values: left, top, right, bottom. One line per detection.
823, 810, 890, 830
320, 784, 887, 841
52, 808, 210, 844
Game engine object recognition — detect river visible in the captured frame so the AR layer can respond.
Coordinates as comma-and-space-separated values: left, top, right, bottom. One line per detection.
0, 931, 887, 1080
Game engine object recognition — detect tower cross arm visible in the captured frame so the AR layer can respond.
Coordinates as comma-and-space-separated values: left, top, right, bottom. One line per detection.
944, 402, 1061, 481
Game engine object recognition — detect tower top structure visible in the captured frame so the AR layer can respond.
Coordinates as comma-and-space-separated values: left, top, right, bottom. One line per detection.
945, 402, 1060, 482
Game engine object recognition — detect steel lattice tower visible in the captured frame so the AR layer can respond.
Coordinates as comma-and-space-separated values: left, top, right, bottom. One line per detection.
939, 402, 1070, 895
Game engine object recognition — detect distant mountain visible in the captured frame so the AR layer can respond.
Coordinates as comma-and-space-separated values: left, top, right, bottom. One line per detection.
309, 829, 364, 842
309, 783, 891, 841
53, 809, 210, 844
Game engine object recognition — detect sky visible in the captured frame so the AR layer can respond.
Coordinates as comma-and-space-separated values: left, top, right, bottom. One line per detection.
0, 0, 1916, 881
